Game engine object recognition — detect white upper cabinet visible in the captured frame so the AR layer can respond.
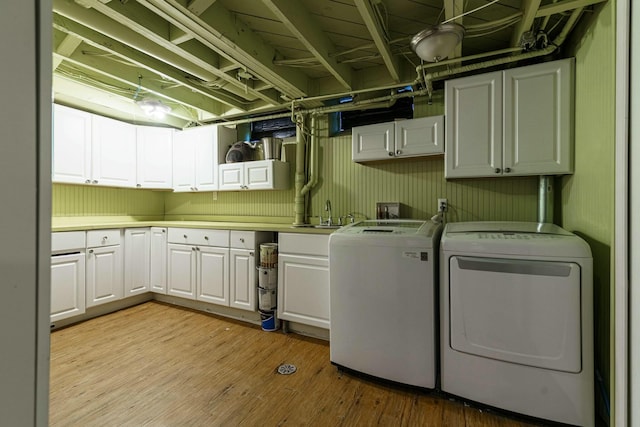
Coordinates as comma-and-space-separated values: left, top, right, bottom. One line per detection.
218, 160, 290, 191
503, 60, 573, 176
53, 104, 93, 184
136, 126, 173, 189
172, 125, 236, 192
445, 58, 574, 179
352, 116, 444, 162
91, 114, 137, 187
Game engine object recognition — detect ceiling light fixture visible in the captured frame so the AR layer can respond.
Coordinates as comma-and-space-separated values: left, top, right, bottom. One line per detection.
410, 23, 465, 62
136, 98, 171, 119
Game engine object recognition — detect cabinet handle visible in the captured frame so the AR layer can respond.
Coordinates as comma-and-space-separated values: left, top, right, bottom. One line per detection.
388, 151, 394, 157
192, 247, 196, 251
196, 247, 200, 251
494, 168, 501, 174
183, 234, 188, 239
136, 184, 141, 188
240, 238, 245, 243
162, 229, 166, 233
396, 149, 402, 155
88, 249, 93, 254
194, 187, 198, 191
204, 236, 209, 240
85, 179, 91, 184
249, 251, 254, 257
504, 167, 512, 173
93, 180, 98, 184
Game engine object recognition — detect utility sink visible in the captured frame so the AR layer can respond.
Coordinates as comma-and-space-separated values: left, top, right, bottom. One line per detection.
313, 224, 342, 229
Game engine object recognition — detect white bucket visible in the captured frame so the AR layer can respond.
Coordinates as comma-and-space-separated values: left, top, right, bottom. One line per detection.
258, 287, 277, 311
257, 267, 277, 290
260, 243, 278, 268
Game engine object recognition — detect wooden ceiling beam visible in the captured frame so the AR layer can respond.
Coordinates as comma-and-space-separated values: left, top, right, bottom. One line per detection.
263, 0, 352, 90
511, 0, 542, 47
170, 0, 216, 45
55, 0, 281, 106
535, 0, 607, 18
444, 0, 464, 59
139, 0, 310, 99
53, 34, 83, 70
353, 0, 400, 83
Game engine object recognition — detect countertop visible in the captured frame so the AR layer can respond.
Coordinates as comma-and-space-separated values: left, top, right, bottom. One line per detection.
51, 218, 337, 235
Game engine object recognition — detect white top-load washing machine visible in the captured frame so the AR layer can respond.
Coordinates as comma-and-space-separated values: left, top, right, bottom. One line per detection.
440, 221, 593, 427
329, 219, 442, 388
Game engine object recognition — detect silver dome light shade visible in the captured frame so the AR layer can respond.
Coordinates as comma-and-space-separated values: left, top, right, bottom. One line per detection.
410, 23, 465, 62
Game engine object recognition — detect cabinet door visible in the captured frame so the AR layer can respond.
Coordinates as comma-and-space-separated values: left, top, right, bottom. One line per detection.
445, 71, 503, 178
124, 228, 150, 296
86, 245, 123, 307
352, 122, 395, 162
91, 115, 137, 187
503, 59, 573, 175
52, 104, 92, 184
218, 163, 244, 190
193, 127, 218, 191
229, 248, 256, 311
395, 116, 444, 157
196, 246, 229, 305
50, 253, 85, 322
150, 227, 167, 294
167, 243, 196, 299
171, 130, 195, 192
245, 161, 273, 190
277, 253, 330, 329
136, 126, 173, 188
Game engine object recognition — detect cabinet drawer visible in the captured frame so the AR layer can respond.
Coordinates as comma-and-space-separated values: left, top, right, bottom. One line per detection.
230, 231, 256, 249
278, 233, 329, 257
52, 231, 86, 252
167, 228, 229, 247
86, 229, 121, 247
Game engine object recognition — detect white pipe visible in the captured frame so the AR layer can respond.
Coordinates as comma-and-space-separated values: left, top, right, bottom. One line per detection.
300, 115, 317, 196
293, 114, 307, 225
420, 7, 583, 87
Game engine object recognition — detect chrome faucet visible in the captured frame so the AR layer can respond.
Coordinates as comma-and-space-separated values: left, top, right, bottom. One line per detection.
325, 199, 332, 225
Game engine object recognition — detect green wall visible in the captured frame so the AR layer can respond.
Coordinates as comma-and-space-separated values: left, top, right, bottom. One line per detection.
52, 183, 164, 217
563, 1, 615, 422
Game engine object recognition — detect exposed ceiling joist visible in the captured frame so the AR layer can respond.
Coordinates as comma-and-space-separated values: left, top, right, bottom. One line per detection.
353, 0, 400, 83
53, 34, 83, 70
444, 0, 464, 59
55, 0, 280, 106
139, 0, 310, 100
169, 0, 216, 45
535, 0, 608, 17
53, 15, 248, 113
262, 0, 352, 90
511, 0, 542, 47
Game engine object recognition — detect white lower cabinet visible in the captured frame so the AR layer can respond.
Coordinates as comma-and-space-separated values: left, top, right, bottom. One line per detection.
50, 253, 86, 322
167, 228, 230, 305
150, 227, 167, 294
124, 228, 151, 296
86, 230, 123, 307
229, 231, 274, 311
277, 233, 330, 329
196, 246, 229, 305
167, 243, 197, 299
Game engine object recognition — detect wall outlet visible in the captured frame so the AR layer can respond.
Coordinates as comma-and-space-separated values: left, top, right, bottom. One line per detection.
438, 198, 448, 213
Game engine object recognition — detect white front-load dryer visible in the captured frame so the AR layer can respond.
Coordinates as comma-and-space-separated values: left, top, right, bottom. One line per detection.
440, 222, 594, 427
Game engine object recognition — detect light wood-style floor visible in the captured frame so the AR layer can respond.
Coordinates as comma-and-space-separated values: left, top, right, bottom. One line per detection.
50, 301, 543, 426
